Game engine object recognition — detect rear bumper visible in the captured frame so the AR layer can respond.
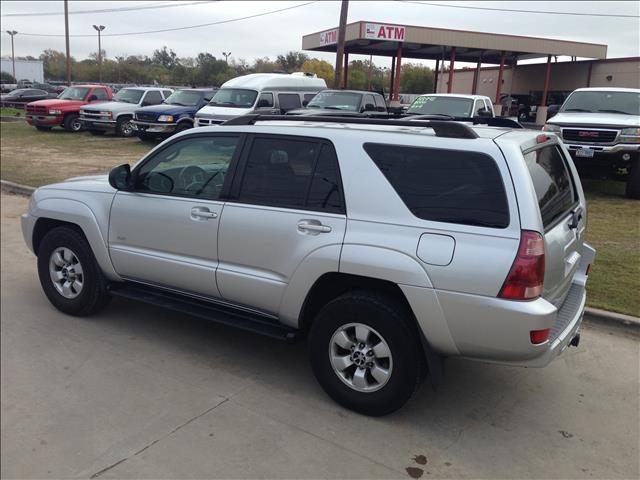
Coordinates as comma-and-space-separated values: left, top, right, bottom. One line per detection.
434, 243, 596, 367
26, 115, 62, 126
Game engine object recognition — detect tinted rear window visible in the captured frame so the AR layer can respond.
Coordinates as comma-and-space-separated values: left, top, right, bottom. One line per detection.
364, 144, 509, 228
524, 145, 577, 228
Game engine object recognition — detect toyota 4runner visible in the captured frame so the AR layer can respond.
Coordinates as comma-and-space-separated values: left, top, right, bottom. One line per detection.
21, 115, 595, 416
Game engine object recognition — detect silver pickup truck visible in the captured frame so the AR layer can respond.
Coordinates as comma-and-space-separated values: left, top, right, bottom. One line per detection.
543, 88, 640, 198
80, 87, 173, 137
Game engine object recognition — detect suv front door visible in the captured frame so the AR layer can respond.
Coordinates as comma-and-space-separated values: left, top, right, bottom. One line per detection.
217, 135, 346, 315
108, 134, 243, 298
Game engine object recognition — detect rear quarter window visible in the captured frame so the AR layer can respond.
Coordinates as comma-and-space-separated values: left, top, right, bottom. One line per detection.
524, 145, 577, 228
364, 143, 509, 228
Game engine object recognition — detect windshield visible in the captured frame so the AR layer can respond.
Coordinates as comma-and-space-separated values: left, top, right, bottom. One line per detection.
164, 90, 203, 107
307, 91, 362, 111
113, 88, 144, 104
58, 87, 90, 101
560, 90, 640, 115
208, 89, 258, 108
407, 96, 474, 117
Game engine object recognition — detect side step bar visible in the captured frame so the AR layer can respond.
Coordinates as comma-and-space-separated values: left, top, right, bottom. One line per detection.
109, 283, 300, 342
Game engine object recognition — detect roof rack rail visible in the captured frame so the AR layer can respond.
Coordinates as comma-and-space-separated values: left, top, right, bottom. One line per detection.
221, 114, 479, 139
405, 114, 524, 129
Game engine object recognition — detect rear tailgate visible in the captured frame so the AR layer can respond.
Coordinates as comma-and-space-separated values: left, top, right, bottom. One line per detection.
522, 143, 585, 307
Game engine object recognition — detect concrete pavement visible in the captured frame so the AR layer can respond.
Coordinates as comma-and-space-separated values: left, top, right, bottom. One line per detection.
1, 192, 639, 479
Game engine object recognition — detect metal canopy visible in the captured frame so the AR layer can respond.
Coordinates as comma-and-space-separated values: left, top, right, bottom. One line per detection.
303, 21, 608, 64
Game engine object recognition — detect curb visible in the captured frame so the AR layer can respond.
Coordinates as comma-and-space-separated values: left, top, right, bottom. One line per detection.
1, 179, 36, 196
584, 307, 640, 330
1, 178, 638, 331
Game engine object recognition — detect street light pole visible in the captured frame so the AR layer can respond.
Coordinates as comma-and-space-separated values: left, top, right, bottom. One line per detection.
222, 52, 231, 65
6, 31, 18, 82
92, 25, 105, 83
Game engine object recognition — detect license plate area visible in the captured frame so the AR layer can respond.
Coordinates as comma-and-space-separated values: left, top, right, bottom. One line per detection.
576, 148, 595, 158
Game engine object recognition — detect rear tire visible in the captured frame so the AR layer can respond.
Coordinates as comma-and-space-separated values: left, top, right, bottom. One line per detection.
625, 158, 640, 199
37, 226, 111, 316
63, 113, 82, 132
309, 290, 424, 416
35, 126, 52, 131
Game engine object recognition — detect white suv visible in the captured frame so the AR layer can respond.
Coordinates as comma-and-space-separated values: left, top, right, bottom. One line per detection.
21, 115, 595, 415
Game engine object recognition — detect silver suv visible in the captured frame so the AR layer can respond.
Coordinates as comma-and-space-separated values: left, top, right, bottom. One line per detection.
21, 115, 595, 416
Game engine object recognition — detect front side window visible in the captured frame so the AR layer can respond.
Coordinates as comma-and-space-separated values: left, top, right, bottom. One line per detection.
164, 90, 204, 107
208, 88, 258, 108
92, 88, 109, 101
114, 88, 144, 104
307, 91, 362, 112
374, 95, 386, 110
236, 137, 344, 213
257, 92, 274, 108
407, 96, 474, 117
364, 143, 509, 228
278, 93, 302, 112
362, 94, 376, 111
59, 87, 90, 100
135, 136, 240, 199
474, 99, 486, 115
524, 145, 577, 228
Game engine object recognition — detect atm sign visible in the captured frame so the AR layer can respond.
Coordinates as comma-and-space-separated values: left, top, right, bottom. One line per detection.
364, 23, 406, 41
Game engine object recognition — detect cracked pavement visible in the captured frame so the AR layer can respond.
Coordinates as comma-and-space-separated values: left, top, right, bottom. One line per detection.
1, 192, 639, 479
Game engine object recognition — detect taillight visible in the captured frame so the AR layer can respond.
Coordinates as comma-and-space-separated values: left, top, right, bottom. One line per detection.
499, 230, 545, 300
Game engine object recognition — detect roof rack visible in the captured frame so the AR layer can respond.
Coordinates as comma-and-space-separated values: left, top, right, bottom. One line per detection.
221, 114, 479, 139
404, 114, 524, 129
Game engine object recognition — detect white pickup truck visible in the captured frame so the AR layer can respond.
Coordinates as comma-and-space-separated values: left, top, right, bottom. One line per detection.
543, 88, 640, 198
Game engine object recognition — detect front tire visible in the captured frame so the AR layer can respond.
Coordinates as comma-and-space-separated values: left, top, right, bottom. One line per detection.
309, 290, 424, 416
116, 116, 135, 137
63, 113, 83, 132
37, 226, 111, 316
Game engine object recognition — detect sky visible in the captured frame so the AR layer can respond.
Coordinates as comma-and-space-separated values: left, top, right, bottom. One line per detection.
1, 0, 639, 69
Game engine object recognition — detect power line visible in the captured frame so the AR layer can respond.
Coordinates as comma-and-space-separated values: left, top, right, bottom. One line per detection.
397, 1, 640, 18
13, 2, 317, 38
1, 1, 215, 17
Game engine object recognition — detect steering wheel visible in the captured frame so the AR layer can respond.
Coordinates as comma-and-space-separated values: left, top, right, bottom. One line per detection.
145, 172, 174, 193
180, 165, 207, 193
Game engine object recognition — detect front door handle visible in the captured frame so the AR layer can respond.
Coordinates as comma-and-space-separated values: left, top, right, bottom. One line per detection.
191, 207, 218, 220
297, 221, 332, 234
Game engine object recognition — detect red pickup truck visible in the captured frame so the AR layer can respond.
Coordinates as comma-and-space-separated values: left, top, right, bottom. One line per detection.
26, 84, 113, 132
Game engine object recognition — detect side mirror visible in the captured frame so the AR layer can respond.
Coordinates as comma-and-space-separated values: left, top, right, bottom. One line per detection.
477, 108, 492, 118
256, 99, 270, 108
363, 103, 375, 112
302, 100, 309, 107
88, 94, 98, 101
108, 164, 132, 190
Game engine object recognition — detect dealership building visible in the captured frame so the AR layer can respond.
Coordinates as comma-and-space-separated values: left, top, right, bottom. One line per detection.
303, 22, 638, 123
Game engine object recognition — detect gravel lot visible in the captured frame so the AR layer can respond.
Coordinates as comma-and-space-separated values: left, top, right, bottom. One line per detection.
1, 192, 639, 479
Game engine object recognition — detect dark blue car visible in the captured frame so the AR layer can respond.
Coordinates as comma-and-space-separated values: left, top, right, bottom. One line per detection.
132, 88, 217, 140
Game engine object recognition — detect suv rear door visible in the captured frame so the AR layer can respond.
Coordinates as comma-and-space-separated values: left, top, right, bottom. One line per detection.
216, 134, 346, 315
523, 143, 584, 307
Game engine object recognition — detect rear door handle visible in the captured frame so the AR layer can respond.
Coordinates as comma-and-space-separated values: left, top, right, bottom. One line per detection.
297, 221, 331, 233
191, 207, 218, 220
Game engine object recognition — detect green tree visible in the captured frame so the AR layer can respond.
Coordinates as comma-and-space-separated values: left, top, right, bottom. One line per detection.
253, 57, 278, 73
276, 51, 309, 73
1, 71, 16, 83
400, 63, 433, 94
40, 49, 71, 81
152, 46, 178, 69
300, 58, 334, 86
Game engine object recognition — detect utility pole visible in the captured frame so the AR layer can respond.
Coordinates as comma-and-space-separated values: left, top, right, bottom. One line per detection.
333, 0, 348, 89
93, 25, 105, 83
5, 31, 17, 81
222, 52, 231, 65
64, 0, 71, 85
